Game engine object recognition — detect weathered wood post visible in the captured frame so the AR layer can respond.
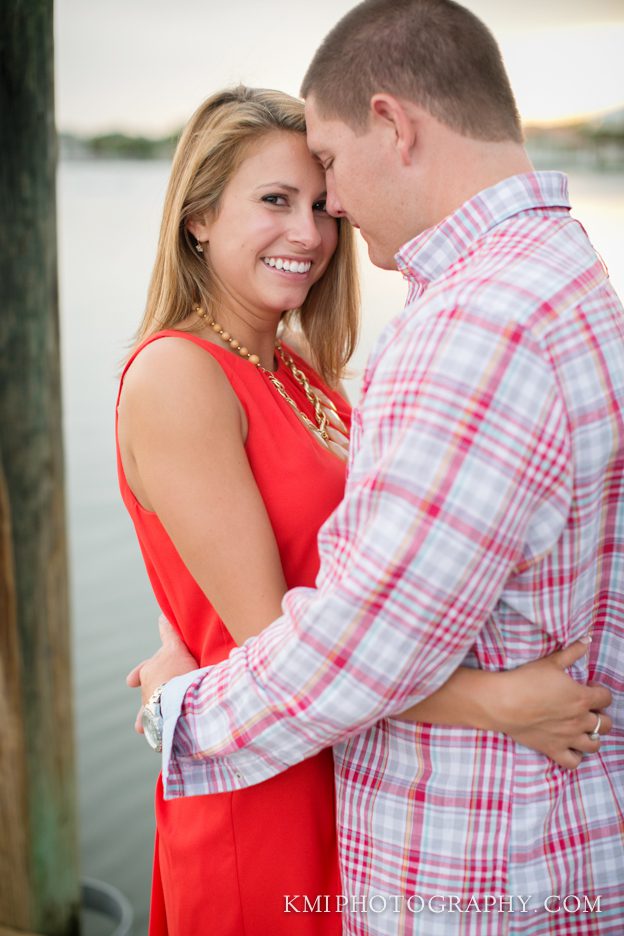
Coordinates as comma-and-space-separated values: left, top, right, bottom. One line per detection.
0, 2, 81, 933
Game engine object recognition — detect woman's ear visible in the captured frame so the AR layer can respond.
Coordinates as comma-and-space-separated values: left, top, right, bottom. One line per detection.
186, 217, 211, 244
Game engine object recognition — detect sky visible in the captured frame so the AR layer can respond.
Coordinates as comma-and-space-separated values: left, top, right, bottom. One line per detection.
55, 0, 624, 135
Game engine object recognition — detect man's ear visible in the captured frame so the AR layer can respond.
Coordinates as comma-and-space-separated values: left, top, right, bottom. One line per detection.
370, 94, 418, 166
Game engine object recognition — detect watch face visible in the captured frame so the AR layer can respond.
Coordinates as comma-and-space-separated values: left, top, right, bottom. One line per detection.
142, 706, 163, 752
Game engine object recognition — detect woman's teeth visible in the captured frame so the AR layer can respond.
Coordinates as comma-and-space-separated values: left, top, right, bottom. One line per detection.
262, 257, 311, 274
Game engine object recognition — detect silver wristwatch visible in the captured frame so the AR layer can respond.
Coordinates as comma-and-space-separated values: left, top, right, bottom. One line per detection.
142, 683, 166, 752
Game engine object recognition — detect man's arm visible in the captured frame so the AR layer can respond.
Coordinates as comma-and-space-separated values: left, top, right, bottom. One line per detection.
157, 309, 573, 798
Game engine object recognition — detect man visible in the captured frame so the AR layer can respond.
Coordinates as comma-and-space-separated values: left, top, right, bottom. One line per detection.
131, 1, 623, 932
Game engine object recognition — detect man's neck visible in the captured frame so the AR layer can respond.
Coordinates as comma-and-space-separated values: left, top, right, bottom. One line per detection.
450, 140, 533, 208
420, 125, 534, 230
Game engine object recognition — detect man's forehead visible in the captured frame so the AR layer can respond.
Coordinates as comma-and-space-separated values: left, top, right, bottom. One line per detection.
304, 98, 349, 153
303, 97, 328, 143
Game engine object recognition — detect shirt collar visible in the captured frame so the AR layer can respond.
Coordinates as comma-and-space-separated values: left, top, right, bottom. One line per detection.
395, 171, 570, 287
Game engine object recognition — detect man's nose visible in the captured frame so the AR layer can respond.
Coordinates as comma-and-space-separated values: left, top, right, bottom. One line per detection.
325, 180, 346, 219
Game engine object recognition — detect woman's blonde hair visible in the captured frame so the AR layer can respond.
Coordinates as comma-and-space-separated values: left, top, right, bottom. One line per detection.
136, 85, 359, 383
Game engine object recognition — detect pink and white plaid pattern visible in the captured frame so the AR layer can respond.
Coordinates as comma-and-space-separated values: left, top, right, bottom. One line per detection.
162, 173, 624, 934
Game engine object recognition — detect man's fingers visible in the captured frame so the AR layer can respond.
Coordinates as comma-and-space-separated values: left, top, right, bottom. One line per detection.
134, 706, 145, 735
126, 661, 146, 687
550, 639, 590, 671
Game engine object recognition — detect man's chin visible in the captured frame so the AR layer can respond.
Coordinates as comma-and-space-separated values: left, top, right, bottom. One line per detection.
365, 241, 398, 271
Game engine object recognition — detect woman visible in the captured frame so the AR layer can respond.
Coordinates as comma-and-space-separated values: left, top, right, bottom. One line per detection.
117, 87, 609, 936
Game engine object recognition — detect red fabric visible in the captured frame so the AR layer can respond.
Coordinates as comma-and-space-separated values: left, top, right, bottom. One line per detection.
116, 330, 349, 935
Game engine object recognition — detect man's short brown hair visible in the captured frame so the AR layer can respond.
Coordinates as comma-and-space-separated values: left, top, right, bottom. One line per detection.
301, 0, 523, 143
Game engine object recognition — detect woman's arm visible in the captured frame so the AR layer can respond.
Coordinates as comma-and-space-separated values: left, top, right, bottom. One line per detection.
117, 336, 288, 645
396, 641, 613, 769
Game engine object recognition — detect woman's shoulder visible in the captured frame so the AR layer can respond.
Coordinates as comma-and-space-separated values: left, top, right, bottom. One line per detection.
119, 330, 247, 433
122, 330, 238, 393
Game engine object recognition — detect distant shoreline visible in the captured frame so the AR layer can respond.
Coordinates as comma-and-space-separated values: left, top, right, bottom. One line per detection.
59, 112, 624, 171
59, 130, 179, 161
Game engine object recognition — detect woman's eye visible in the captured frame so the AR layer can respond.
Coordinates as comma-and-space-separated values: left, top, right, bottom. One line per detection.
313, 199, 328, 213
262, 194, 287, 206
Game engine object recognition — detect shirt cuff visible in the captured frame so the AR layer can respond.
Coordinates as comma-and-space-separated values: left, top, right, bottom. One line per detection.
160, 667, 288, 799
160, 668, 210, 792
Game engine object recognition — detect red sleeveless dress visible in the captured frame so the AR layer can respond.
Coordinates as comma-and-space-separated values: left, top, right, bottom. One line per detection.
116, 330, 349, 935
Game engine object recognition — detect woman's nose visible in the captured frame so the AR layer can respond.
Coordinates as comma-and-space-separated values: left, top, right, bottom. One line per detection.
288, 209, 322, 249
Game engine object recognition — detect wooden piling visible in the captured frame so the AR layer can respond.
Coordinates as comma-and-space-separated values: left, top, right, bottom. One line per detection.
0, 2, 81, 933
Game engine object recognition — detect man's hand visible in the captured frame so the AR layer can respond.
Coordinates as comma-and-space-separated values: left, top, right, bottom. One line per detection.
126, 615, 199, 734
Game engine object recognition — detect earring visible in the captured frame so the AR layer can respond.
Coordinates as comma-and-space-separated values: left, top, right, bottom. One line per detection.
195, 241, 204, 254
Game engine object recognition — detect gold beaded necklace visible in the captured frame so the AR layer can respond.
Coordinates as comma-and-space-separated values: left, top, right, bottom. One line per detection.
194, 306, 350, 460
194, 306, 349, 459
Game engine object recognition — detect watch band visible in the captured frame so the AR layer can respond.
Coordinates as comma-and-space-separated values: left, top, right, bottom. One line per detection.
142, 682, 166, 752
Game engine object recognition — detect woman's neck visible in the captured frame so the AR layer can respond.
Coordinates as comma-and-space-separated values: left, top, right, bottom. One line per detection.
197, 303, 281, 371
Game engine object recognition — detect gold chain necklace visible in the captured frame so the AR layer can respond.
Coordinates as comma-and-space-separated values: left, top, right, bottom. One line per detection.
194, 306, 349, 459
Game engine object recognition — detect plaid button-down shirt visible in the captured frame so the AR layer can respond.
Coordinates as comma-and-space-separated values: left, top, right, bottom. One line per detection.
162, 172, 624, 934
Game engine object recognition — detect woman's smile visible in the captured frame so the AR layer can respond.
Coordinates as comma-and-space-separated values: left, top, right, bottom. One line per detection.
261, 255, 314, 275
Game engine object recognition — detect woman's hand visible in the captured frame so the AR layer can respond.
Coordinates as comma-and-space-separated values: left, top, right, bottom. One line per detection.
396, 640, 612, 769
485, 641, 612, 768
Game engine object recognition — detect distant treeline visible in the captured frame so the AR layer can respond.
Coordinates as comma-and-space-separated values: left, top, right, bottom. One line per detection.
60, 130, 181, 160
523, 119, 624, 171
60, 116, 624, 169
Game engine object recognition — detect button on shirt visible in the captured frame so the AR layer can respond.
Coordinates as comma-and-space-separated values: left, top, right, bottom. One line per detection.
161, 172, 624, 934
